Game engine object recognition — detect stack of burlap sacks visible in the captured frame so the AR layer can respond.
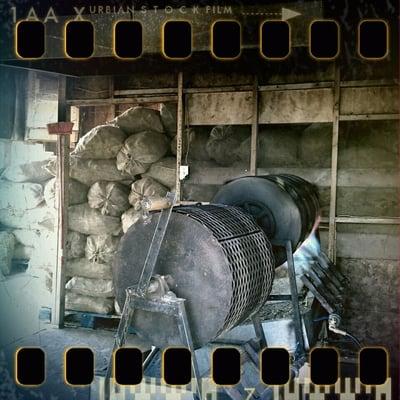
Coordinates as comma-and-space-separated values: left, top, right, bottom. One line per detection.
0, 103, 256, 314
42, 104, 180, 314
0, 159, 56, 291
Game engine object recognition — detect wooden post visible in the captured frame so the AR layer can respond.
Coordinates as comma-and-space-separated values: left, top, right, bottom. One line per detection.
328, 65, 341, 262
50, 75, 71, 328
175, 72, 184, 203
250, 75, 259, 176
109, 76, 117, 118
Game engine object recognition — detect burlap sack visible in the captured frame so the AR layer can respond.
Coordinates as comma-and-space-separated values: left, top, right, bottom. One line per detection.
0, 231, 15, 275
71, 125, 126, 159
160, 103, 177, 137
87, 181, 130, 217
66, 231, 86, 259
12, 229, 56, 248
45, 157, 131, 187
171, 128, 211, 161
143, 157, 176, 189
0, 205, 55, 231
121, 208, 142, 233
44, 178, 88, 208
112, 106, 164, 134
65, 276, 114, 298
0, 181, 44, 210
65, 291, 114, 314
66, 258, 112, 279
1, 159, 53, 183
128, 177, 168, 210
206, 125, 241, 166
85, 235, 120, 264
68, 203, 121, 236
116, 131, 169, 177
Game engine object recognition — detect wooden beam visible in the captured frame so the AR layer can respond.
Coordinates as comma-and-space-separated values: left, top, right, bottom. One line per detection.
109, 76, 116, 118
186, 164, 398, 188
114, 88, 177, 96
339, 113, 400, 121
66, 95, 178, 106
335, 217, 400, 224
259, 81, 333, 91
328, 65, 340, 262
321, 217, 400, 225
340, 79, 398, 87
175, 72, 184, 203
250, 76, 258, 175
184, 86, 253, 94
52, 75, 70, 328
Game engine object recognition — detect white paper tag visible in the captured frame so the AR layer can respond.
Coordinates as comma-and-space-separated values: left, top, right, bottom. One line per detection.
179, 165, 189, 180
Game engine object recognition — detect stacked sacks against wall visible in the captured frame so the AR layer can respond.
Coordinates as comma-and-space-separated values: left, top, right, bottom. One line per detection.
45, 124, 129, 314
39, 107, 254, 315
0, 159, 61, 306
44, 106, 177, 315
0, 159, 55, 286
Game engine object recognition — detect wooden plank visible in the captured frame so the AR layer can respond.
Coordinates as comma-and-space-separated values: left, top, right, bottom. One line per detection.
188, 166, 397, 188
109, 76, 116, 118
334, 217, 400, 224
250, 76, 258, 175
184, 163, 248, 185
340, 86, 399, 115
187, 91, 253, 125
175, 72, 183, 203
67, 95, 178, 106
258, 167, 399, 188
328, 65, 340, 262
339, 113, 400, 121
52, 75, 69, 328
185, 86, 253, 94
259, 81, 333, 91
320, 232, 398, 260
114, 88, 177, 96
259, 88, 334, 123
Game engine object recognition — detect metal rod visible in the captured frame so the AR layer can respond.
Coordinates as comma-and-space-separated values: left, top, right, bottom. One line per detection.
137, 193, 175, 297
285, 240, 306, 355
177, 300, 202, 400
251, 315, 267, 348
104, 288, 135, 400
175, 72, 184, 203
328, 64, 340, 262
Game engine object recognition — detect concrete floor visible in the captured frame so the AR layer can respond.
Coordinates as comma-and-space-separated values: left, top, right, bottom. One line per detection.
0, 271, 154, 400
0, 271, 301, 400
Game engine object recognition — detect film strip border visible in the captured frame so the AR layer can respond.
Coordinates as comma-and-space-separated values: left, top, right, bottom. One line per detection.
15, 19, 389, 60
15, 346, 389, 387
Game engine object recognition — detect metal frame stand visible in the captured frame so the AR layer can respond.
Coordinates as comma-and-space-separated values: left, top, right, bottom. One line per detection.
104, 289, 202, 400
104, 192, 202, 400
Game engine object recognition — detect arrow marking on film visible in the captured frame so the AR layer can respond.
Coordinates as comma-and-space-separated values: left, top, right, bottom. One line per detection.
281, 7, 302, 20
242, 8, 302, 20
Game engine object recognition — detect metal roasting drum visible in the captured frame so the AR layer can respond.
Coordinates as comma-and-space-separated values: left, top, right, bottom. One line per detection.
212, 174, 320, 266
113, 175, 320, 348
114, 204, 275, 348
